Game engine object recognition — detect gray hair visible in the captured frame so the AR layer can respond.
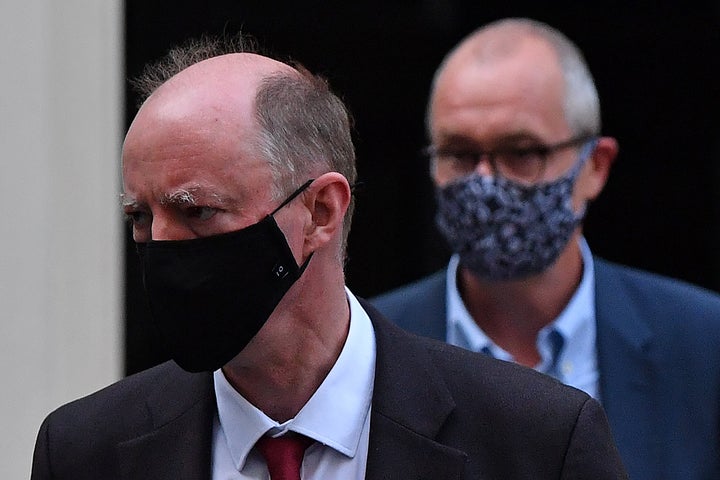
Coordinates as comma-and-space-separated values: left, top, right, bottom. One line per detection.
130, 35, 357, 255
254, 68, 357, 252
429, 18, 601, 137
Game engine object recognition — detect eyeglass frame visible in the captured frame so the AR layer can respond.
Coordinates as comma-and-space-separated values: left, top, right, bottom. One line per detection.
423, 134, 598, 183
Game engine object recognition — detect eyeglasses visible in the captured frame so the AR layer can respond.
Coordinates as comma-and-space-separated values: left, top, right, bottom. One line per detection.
424, 134, 596, 183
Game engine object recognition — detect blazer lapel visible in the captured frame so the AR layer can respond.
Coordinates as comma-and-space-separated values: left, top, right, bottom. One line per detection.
594, 258, 661, 475
118, 367, 216, 480
362, 300, 468, 479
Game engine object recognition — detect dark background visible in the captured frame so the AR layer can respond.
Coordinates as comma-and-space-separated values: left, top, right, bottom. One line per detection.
124, 1, 720, 375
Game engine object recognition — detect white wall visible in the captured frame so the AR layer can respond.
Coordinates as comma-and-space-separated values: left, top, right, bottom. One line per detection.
0, 1, 123, 478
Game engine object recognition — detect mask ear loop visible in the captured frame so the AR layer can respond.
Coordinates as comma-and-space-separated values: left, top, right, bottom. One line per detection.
270, 179, 315, 216
269, 179, 316, 274
569, 137, 600, 179
567, 138, 599, 220
278, 177, 359, 275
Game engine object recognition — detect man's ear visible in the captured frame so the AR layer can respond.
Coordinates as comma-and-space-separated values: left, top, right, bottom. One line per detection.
302, 172, 351, 256
580, 136, 619, 201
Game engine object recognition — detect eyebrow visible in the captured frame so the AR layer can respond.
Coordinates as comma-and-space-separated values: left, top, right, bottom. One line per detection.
438, 132, 543, 147
119, 193, 138, 209
161, 187, 232, 207
119, 187, 231, 209
162, 188, 198, 205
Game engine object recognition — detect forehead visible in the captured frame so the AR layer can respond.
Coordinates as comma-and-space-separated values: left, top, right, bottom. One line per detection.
121, 55, 280, 207
430, 35, 569, 141
121, 132, 273, 216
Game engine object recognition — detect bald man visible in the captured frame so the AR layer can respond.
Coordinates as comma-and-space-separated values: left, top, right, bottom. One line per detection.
31, 36, 627, 479
372, 17, 720, 480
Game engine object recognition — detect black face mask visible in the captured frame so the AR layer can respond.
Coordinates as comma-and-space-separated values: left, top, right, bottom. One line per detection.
136, 180, 314, 373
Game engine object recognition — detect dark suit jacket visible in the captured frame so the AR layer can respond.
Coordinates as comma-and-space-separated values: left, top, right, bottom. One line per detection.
371, 258, 720, 480
31, 301, 627, 479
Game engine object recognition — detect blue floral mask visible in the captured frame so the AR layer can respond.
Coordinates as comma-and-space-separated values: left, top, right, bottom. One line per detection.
435, 140, 597, 281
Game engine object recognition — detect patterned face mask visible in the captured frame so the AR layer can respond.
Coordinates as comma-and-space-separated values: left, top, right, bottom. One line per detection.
435, 140, 597, 281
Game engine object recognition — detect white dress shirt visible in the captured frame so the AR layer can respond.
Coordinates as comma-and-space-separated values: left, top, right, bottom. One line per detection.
446, 237, 600, 399
211, 287, 376, 479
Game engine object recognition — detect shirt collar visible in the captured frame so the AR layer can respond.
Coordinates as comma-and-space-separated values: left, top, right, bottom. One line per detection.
542, 238, 598, 397
213, 287, 376, 471
446, 237, 597, 378
547, 236, 595, 362
446, 254, 505, 356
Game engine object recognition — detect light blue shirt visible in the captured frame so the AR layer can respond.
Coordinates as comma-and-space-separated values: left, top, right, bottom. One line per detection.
211, 288, 376, 479
446, 237, 600, 400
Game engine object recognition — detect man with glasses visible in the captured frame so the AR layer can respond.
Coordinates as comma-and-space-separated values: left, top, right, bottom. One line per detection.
372, 17, 720, 479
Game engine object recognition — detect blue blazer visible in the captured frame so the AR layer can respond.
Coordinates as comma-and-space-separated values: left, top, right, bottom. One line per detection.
371, 257, 720, 480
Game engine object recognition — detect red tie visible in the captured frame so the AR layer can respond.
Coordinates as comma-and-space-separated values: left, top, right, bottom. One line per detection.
255, 433, 314, 480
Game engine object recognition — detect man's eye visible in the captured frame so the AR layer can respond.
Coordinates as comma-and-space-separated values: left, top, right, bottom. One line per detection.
185, 206, 218, 221
438, 151, 479, 166
505, 146, 547, 162
452, 152, 480, 163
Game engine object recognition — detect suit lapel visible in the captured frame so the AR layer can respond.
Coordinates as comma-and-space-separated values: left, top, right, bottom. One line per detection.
362, 300, 468, 479
115, 303, 468, 479
594, 258, 661, 475
118, 367, 215, 480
